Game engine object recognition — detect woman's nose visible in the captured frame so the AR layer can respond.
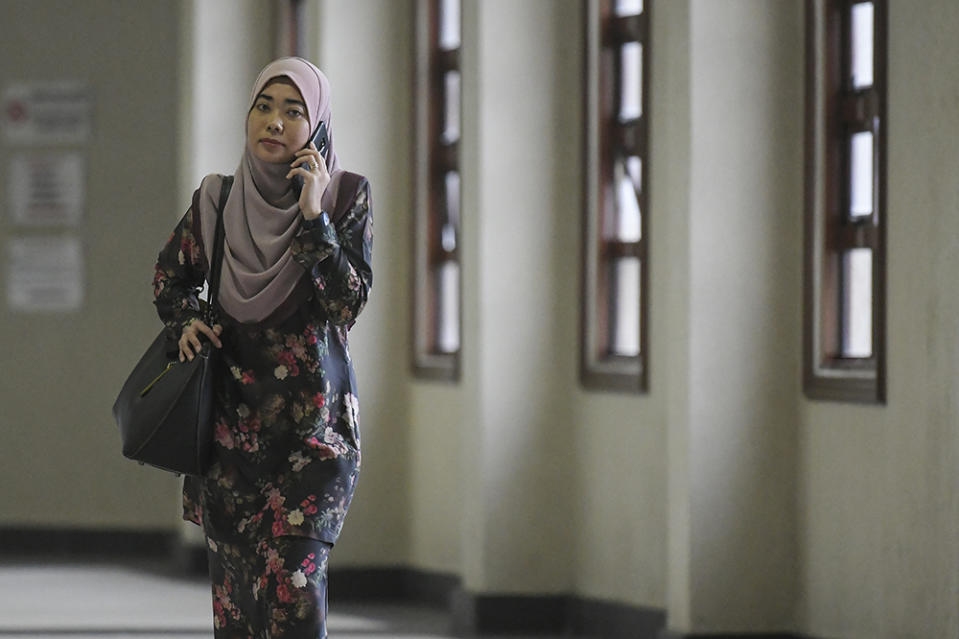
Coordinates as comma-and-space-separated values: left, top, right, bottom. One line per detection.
266, 119, 282, 133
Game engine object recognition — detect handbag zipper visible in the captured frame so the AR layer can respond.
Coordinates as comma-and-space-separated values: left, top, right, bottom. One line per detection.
140, 361, 176, 397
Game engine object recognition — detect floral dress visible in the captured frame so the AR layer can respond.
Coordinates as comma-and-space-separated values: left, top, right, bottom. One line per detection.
153, 173, 372, 548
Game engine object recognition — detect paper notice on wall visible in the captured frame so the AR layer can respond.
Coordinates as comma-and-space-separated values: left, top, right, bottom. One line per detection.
1, 82, 93, 145
8, 153, 85, 226
7, 236, 84, 312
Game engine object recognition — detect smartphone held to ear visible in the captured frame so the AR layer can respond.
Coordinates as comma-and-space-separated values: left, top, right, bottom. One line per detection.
313, 121, 329, 158
292, 121, 329, 197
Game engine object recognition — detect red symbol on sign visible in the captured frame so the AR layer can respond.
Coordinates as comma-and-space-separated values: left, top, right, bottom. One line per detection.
6, 100, 26, 122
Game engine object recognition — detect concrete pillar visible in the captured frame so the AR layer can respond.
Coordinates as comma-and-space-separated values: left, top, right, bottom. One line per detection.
664, 0, 804, 633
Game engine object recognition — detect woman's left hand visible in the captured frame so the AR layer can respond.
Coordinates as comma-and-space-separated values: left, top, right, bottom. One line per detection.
287, 142, 331, 221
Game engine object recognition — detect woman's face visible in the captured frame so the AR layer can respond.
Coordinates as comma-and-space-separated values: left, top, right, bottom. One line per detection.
246, 78, 312, 164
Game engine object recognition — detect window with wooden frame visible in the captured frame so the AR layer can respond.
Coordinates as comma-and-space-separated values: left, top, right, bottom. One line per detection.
412, 0, 462, 380
582, 0, 650, 392
804, 0, 886, 402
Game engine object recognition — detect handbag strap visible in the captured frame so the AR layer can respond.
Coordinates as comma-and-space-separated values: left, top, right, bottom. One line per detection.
203, 175, 234, 326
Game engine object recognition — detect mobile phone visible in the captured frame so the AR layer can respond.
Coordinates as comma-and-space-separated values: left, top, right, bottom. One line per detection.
292, 121, 329, 197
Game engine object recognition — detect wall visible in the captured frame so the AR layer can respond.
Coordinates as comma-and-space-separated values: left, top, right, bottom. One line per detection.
662, 0, 694, 626
182, 0, 272, 201
4, 2, 959, 637
0, 0, 186, 529
315, 0, 415, 566
572, 0, 672, 611
798, 1, 959, 637
656, 1, 805, 633
684, 0, 803, 631
461, 0, 580, 594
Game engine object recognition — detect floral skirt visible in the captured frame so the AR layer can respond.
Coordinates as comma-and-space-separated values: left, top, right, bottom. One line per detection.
205, 536, 332, 639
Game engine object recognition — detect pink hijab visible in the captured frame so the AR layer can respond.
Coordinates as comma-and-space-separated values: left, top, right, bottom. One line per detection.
196, 57, 344, 324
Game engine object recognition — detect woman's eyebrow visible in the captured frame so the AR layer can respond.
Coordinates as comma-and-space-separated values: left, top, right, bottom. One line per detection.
254, 92, 305, 109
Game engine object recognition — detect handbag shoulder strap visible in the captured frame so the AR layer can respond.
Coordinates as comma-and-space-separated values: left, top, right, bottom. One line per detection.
204, 175, 233, 325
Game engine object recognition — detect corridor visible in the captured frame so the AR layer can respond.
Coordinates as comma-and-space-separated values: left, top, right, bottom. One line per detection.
0, 560, 450, 638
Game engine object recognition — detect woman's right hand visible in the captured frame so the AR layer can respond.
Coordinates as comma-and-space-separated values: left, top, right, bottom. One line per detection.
179, 319, 223, 362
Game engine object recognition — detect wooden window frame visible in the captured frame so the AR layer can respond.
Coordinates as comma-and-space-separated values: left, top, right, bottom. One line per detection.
412, 0, 462, 381
804, 0, 887, 403
581, 0, 651, 392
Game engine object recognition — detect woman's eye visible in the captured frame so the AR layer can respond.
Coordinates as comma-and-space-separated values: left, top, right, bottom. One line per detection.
288, 110, 303, 118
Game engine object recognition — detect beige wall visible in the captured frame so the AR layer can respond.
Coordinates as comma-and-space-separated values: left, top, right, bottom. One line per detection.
676, 0, 803, 631
798, 1, 959, 637
4, 1, 959, 637
459, 0, 580, 593
0, 0, 187, 529
314, 0, 415, 566
182, 0, 272, 201
573, 0, 673, 611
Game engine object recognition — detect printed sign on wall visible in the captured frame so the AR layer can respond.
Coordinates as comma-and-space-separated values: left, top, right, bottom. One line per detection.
8, 152, 86, 226
1, 82, 93, 145
7, 236, 84, 312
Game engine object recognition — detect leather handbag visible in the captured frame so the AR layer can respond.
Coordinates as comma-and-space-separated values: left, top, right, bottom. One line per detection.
112, 176, 232, 476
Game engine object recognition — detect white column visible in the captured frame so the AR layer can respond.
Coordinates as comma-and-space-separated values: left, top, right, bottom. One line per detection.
665, 0, 804, 633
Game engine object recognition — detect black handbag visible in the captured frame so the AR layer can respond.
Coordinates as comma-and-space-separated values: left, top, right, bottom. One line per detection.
112, 176, 233, 476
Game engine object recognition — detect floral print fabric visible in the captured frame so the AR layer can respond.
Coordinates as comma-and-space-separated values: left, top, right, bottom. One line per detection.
206, 535, 331, 639
153, 174, 372, 546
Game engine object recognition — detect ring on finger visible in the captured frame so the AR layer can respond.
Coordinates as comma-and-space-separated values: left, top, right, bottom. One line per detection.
309, 160, 319, 171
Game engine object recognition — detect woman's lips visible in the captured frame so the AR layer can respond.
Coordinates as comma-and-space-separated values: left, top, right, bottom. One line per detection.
260, 138, 284, 148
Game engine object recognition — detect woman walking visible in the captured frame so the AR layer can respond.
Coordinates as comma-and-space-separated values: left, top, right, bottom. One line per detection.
153, 57, 372, 638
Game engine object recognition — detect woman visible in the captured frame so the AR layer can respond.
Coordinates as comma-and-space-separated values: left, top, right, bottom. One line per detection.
153, 57, 372, 638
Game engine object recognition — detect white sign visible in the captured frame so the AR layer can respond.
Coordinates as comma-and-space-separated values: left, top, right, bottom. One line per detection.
7, 236, 84, 312
8, 153, 85, 226
2, 82, 93, 145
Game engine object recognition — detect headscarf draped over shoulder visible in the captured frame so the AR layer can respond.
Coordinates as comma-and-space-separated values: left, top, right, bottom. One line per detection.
195, 57, 343, 324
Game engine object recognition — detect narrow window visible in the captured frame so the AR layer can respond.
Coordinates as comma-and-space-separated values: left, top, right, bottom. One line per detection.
413, 0, 462, 380
804, 0, 886, 402
582, 0, 650, 391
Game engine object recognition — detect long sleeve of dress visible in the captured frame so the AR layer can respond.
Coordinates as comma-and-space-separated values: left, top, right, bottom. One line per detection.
153, 205, 208, 341
290, 177, 373, 327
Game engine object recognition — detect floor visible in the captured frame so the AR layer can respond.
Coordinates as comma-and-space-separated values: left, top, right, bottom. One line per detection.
0, 560, 572, 639
0, 560, 452, 638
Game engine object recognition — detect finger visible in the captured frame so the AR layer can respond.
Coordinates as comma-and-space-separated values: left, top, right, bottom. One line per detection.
285, 166, 312, 180
179, 338, 192, 362
293, 149, 323, 166
314, 154, 328, 173
292, 155, 321, 172
197, 322, 223, 348
294, 147, 319, 157
213, 324, 223, 335
189, 335, 203, 359
183, 319, 204, 337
